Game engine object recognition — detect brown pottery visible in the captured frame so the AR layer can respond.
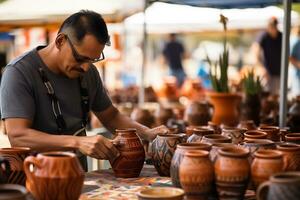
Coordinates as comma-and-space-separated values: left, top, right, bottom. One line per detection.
285, 133, 300, 144
0, 147, 30, 185
110, 128, 145, 178
276, 143, 300, 171
244, 130, 268, 141
0, 157, 11, 183
151, 134, 182, 176
258, 126, 280, 142
257, 172, 300, 200
130, 107, 155, 128
0, 184, 28, 200
170, 143, 211, 188
183, 101, 212, 126
207, 121, 222, 134
209, 143, 236, 163
287, 96, 300, 132
137, 187, 185, 200
221, 128, 247, 144
251, 150, 283, 189
214, 147, 250, 200
185, 126, 206, 137
201, 134, 231, 144
154, 107, 175, 126
24, 152, 84, 200
179, 150, 214, 198
237, 120, 257, 130
187, 127, 214, 143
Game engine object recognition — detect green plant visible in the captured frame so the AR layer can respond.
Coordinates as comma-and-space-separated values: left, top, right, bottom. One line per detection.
207, 14, 229, 93
242, 70, 262, 95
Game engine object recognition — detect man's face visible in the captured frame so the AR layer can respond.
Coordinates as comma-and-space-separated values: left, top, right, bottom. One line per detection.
59, 34, 105, 79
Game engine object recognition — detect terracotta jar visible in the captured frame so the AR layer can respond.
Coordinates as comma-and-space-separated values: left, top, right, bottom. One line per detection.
0, 157, 11, 184
0, 184, 29, 200
209, 143, 236, 163
238, 120, 257, 130
170, 143, 211, 188
185, 125, 206, 137
258, 126, 280, 142
24, 152, 84, 200
201, 134, 231, 145
183, 101, 212, 126
187, 127, 214, 143
151, 134, 182, 176
207, 121, 222, 134
285, 133, 300, 144
244, 130, 268, 141
251, 150, 283, 189
214, 147, 250, 200
0, 147, 30, 186
276, 143, 300, 171
179, 150, 214, 197
221, 128, 247, 144
110, 128, 145, 178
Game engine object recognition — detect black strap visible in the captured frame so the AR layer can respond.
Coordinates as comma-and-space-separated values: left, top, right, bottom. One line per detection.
38, 68, 89, 133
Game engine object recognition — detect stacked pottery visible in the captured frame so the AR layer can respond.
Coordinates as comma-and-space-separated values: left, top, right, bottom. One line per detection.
221, 128, 247, 144
258, 126, 280, 142
209, 143, 236, 163
187, 128, 214, 143
0, 147, 30, 186
214, 147, 250, 200
170, 143, 211, 188
24, 152, 84, 200
251, 149, 284, 189
151, 134, 182, 176
244, 130, 268, 141
276, 143, 300, 171
0, 157, 11, 184
110, 129, 145, 178
201, 134, 231, 145
179, 150, 214, 198
285, 133, 300, 144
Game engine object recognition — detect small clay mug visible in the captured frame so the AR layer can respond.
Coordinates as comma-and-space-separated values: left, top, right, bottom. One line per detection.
258, 126, 280, 142
244, 130, 268, 141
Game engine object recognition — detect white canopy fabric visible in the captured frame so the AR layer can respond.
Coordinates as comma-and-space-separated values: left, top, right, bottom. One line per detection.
124, 2, 299, 33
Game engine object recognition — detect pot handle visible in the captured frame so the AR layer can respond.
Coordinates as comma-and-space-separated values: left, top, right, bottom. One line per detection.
23, 156, 41, 186
256, 181, 270, 200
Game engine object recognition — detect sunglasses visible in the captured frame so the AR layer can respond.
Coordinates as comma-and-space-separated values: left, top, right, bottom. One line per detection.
65, 35, 105, 63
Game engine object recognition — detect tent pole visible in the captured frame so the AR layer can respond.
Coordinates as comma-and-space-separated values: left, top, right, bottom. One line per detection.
279, 0, 291, 128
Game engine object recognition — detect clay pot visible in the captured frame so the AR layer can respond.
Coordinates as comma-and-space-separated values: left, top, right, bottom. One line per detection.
130, 108, 155, 128
151, 134, 183, 176
0, 157, 11, 184
244, 130, 268, 141
251, 150, 284, 189
258, 126, 280, 142
0, 184, 29, 200
154, 107, 175, 126
24, 152, 84, 200
257, 172, 300, 200
201, 134, 231, 145
170, 143, 211, 188
287, 96, 300, 132
183, 101, 212, 126
285, 133, 300, 144
0, 147, 30, 186
209, 143, 236, 163
187, 128, 214, 143
110, 128, 145, 178
276, 143, 300, 171
240, 94, 261, 126
221, 128, 247, 144
214, 147, 250, 200
207, 121, 222, 134
237, 120, 257, 130
180, 150, 214, 196
185, 126, 206, 137
206, 92, 241, 126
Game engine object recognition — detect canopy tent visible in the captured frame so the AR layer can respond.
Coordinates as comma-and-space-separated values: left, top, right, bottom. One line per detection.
125, 2, 299, 33
0, 0, 143, 31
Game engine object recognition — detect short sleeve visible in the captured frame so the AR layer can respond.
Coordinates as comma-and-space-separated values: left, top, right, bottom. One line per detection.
0, 66, 35, 120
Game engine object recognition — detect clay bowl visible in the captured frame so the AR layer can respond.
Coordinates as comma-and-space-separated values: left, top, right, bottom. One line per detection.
137, 187, 184, 200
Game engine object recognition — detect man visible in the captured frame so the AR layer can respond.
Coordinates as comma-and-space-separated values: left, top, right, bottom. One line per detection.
0, 10, 167, 171
255, 17, 282, 95
163, 33, 186, 87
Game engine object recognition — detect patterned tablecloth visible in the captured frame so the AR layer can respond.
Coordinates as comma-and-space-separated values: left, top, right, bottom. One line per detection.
79, 165, 172, 200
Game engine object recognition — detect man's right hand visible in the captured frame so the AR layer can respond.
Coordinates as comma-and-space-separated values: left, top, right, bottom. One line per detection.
76, 135, 120, 162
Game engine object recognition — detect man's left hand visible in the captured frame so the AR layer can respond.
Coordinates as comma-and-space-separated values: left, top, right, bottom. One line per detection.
143, 125, 168, 141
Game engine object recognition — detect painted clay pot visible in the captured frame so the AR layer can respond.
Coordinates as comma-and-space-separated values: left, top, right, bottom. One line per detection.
251, 150, 283, 189
201, 134, 231, 145
237, 120, 257, 131
257, 172, 300, 200
0, 157, 11, 184
221, 128, 247, 144
0, 184, 29, 200
244, 130, 268, 141
214, 147, 250, 200
258, 126, 280, 142
285, 133, 300, 144
187, 128, 214, 143
110, 128, 145, 178
151, 134, 182, 176
180, 150, 214, 196
276, 143, 300, 171
170, 143, 211, 188
0, 147, 30, 186
209, 143, 236, 163
24, 152, 84, 200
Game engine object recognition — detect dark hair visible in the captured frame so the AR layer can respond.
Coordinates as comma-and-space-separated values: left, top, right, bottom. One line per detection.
58, 10, 109, 45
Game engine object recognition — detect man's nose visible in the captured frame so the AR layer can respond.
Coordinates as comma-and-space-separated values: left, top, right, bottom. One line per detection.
80, 63, 90, 72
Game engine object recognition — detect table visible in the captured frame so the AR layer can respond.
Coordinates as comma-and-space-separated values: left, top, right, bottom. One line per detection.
80, 165, 172, 200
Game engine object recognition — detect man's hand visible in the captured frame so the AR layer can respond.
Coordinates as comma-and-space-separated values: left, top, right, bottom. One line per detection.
143, 125, 169, 141
77, 135, 120, 162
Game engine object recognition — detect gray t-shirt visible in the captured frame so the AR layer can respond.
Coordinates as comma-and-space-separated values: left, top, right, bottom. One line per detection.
0, 46, 112, 134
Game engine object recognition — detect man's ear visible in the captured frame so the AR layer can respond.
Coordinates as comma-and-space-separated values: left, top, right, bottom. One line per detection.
55, 33, 65, 50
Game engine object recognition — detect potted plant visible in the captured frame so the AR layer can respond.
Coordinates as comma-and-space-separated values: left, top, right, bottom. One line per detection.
206, 14, 241, 126
240, 70, 262, 125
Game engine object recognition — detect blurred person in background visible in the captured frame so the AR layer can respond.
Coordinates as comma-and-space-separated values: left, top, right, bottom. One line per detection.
162, 33, 187, 87
254, 17, 282, 95
290, 26, 300, 96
